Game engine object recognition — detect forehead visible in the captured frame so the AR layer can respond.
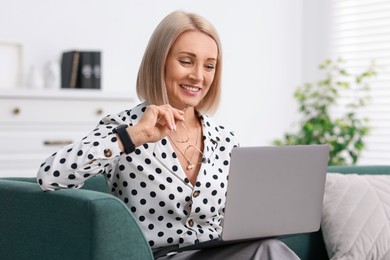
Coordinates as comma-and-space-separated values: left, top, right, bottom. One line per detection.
170, 30, 218, 59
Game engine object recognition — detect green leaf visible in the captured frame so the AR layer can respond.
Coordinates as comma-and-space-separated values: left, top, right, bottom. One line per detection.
272, 57, 377, 165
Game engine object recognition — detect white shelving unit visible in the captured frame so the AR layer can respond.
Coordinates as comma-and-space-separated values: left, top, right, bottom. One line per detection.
0, 88, 136, 177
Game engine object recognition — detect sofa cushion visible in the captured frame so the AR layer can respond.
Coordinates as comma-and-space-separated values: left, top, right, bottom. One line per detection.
321, 173, 390, 259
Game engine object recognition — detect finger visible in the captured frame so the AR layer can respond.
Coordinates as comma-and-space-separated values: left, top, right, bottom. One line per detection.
157, 106, 176, 131
172, 109, 185, 122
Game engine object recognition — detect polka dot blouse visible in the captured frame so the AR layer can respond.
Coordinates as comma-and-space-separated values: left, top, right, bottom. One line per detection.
37, 102, 239, 249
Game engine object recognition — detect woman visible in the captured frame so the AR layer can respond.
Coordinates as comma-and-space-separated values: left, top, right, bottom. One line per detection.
37, 10, 299, 260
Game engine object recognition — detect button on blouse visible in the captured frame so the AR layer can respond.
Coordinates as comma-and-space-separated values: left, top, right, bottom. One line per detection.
104, 149, 112, 157
37, 102, 239, 249
193, 190, 200, 198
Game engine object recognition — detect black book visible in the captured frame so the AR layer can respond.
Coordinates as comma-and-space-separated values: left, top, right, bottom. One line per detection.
61, 51, 80, 88
61, 50, 101, 89
79, 52, 93, 89
92, 52, 101, 89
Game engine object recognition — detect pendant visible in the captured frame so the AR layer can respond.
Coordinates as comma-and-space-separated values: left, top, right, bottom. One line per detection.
187, 164, 194, 170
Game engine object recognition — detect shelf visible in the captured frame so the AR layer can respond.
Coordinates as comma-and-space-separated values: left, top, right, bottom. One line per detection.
0, 88, 135, 102
0, 88, 137, 177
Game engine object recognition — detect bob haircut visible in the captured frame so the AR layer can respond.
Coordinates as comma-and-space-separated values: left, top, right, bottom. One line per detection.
136, 10, 222, 115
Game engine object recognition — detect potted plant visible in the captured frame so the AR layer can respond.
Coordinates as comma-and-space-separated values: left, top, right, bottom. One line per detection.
273, 58, 377, 165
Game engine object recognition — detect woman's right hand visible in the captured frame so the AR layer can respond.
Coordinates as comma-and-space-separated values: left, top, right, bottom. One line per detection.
127, 105, 185, 147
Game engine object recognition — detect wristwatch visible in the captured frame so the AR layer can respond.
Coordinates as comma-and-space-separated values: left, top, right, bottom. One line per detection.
113, 124, 135, 154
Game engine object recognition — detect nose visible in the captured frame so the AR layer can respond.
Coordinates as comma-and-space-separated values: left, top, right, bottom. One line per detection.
189, 65, 203, 82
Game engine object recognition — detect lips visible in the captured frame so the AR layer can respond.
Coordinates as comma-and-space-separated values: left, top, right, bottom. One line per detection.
180, 84, 200, 92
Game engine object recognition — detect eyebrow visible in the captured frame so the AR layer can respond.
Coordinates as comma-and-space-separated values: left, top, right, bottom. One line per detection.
178, 51, 217, 62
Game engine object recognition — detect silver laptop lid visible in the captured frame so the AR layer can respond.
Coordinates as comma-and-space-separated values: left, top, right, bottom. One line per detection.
221, 144, 329, 241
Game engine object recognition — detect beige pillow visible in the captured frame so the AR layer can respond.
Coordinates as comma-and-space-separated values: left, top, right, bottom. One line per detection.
321, 173, 390, 259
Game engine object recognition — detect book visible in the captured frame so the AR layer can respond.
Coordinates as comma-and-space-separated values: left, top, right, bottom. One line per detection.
79, 52, 93, 89
92, 52, 101, 89
70, 52, 80, 88
61, 51, 80, 88
61, 50, 101, 89
60, 52, 71, 88
61, 51, 73, 88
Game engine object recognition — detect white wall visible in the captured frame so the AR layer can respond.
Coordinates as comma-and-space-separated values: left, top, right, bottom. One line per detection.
302, 0, 331, 83
0, 0, 324, 146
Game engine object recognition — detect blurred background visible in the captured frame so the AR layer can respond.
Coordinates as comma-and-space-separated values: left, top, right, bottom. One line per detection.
0, 0, 388, 176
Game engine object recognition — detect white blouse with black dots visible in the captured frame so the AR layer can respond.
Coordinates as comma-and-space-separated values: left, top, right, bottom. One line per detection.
37, 102, 239, 249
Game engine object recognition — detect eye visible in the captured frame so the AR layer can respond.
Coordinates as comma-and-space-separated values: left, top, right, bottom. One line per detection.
205, 63, 216, 71
179, 60, 192, 66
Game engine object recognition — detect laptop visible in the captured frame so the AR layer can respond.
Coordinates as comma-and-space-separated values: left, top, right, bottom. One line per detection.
154, 144, 329, 257
221, 144, 329, 241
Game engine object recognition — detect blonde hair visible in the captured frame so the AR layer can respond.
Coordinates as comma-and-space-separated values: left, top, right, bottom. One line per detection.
136, 10, 222, 115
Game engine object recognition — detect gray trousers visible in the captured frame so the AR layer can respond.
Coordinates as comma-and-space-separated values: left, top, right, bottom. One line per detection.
155, 239, 300, 260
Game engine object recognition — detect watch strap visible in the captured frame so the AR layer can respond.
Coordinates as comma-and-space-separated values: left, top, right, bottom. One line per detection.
113, 124, 135, 154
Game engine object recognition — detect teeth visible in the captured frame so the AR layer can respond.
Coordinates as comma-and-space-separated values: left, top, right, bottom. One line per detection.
181, 85, 199, 92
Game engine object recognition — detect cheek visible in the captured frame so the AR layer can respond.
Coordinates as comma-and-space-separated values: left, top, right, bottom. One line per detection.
165, 66, 187, 85
205, 72, 216, 88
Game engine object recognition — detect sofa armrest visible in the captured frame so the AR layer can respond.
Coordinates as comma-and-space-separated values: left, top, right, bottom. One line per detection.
3, 175, 109, 193
0, 180, 153, 260
328, 165, 390, 175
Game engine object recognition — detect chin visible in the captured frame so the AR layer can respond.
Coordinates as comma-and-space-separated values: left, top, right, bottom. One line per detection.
170, 99, 197, 110
183, 100, 201, 109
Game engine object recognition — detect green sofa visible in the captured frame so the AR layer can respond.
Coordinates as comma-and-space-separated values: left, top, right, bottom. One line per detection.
1, 166, 389, 260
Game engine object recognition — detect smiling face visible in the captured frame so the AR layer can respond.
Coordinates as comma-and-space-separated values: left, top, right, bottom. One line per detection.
165, 30, 218, 110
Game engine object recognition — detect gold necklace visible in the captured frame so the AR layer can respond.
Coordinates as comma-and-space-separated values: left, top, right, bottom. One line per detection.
169, 124, 201, 170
